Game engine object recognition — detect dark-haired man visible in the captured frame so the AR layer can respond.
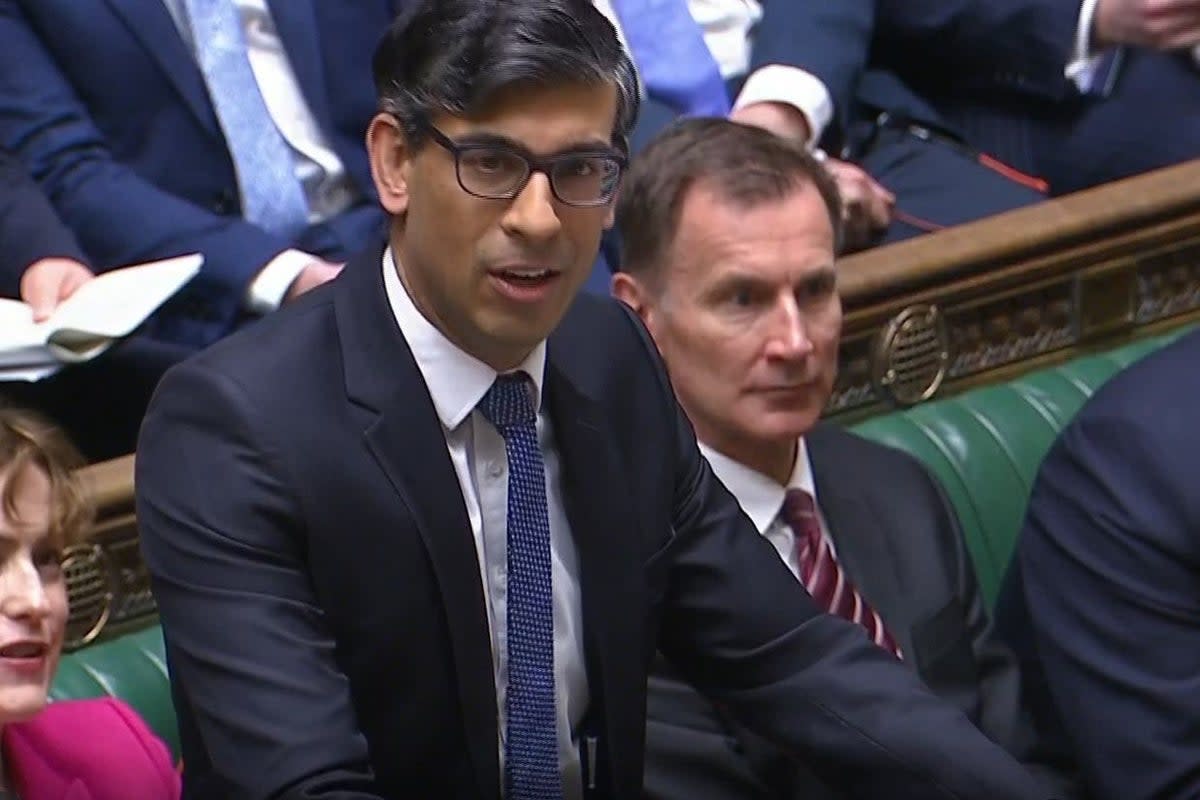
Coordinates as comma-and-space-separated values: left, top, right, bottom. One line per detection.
612, 118, 1078, 800
137, 2, 1049, 798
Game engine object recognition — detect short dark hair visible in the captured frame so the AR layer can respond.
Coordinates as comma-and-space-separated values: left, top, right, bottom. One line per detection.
373, 0, 639, 150
615, 118, 844, 280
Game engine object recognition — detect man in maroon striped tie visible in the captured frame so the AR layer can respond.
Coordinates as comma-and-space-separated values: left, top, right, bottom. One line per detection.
611, 117, 1079, 800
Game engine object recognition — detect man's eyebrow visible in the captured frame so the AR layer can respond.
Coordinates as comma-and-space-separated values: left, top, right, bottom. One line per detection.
453, 131, 615, 154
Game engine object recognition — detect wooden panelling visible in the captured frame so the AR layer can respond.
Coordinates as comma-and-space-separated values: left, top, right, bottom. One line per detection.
829, 159, 1200, 419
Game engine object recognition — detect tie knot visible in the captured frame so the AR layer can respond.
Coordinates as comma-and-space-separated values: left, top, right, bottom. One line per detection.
479, 374, 537, 430
781, 488, 817, 527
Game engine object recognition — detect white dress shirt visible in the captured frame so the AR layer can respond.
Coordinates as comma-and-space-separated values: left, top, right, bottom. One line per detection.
382, 248, 589, 800
699, 439, 833, 580
162, 0, 359, 312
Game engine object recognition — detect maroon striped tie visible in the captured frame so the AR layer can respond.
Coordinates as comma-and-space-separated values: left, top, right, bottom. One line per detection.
781, 489, 902, 659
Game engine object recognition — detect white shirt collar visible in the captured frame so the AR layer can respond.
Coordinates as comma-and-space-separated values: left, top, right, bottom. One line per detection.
699, 438, 817, 535
382, 247, 547, 430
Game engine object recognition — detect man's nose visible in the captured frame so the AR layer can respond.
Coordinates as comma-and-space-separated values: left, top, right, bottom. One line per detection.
501, 171, 563, 242
764, 297, 814, 361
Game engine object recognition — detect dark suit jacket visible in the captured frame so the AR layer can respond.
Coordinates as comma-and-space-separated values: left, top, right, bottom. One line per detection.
750, 0, 1200, 194
136, 242, 1047, 800
644, 424, 1079, 800
0, 147, 86, 298
0, 0, 399, 347
751, 0, 1081, 153
994, 329, 1200, 800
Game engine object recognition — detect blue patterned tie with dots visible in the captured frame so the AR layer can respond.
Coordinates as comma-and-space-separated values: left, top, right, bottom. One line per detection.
478, 374, 561, 799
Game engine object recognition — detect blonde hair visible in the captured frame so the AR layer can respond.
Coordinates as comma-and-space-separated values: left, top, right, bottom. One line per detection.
0, 408, 91, 548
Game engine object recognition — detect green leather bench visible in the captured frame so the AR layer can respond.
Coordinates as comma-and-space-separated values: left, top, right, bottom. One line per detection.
42, 327, 1192, 761
852, 329, 1192, 606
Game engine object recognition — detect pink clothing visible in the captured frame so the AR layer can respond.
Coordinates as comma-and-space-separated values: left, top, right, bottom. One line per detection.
2, 697, 179, 800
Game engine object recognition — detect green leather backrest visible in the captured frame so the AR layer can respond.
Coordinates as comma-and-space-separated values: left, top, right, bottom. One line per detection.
50, 625, 177, 760
850, 331, 1190, 607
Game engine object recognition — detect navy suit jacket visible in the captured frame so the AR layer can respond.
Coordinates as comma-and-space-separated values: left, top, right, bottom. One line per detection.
995, 329, 1200, 800
751, 0, 1081, 151
0, 147, 86, 298
0, 0, 401, 347
751, 0, 1200, 193
136, 241, 1047, 799
644, 424, 1079, 800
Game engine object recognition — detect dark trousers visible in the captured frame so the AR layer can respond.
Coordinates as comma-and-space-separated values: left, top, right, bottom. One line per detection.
859, 125, 1047, 246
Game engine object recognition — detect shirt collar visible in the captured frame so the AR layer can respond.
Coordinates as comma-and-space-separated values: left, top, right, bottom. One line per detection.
382, 247, 547, 430
699, 438, 817, 535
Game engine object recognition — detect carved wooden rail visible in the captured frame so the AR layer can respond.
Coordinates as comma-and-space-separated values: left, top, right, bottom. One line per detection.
829, 159, 1200, 419
62, 454, 149, 650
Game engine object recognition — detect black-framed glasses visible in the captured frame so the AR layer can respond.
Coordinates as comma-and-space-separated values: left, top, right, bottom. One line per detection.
423, 122, 626, 207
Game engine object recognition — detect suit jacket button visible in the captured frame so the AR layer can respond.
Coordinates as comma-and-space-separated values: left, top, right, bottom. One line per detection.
211, 190, 236, 215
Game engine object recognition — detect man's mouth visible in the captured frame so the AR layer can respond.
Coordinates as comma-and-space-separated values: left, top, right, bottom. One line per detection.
487, 265, 564, 302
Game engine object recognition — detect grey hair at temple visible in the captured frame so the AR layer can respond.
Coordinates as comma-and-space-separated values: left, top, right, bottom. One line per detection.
372, 0, 640, 151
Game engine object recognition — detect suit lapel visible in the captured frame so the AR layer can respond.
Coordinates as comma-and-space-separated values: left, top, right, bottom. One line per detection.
267, 0, 335, 133
103, 0, 221, 137
808, 427, 916, 658
544, 356, 643, 792
336, 246, 498, 798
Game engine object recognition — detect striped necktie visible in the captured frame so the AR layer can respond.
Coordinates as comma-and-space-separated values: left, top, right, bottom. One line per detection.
782, 489, 902, 659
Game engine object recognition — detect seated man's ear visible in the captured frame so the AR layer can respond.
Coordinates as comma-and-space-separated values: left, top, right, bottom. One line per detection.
367, 113, 412, 216
610, 271, 643, 314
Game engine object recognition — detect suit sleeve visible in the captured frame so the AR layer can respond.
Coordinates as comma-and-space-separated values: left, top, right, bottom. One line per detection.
136, 360, 386, 800
751, 0, 1085, 130
616, 312, 1044, 799
1019, 406, 1200, 800
922, 466, 1084, 798
0, 147, 87, 298
0, 0, 289, 340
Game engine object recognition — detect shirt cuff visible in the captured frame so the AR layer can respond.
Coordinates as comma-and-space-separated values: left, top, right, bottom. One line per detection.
1065, 0, 1106, 91
244, 249, 311, 315
733, 64, 833, 149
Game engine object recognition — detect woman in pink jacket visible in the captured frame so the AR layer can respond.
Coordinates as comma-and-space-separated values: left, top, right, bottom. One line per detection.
0, 408, 178, 799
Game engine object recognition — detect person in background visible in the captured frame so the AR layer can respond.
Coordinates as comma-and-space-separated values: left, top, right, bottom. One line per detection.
0, 0, 406, 351
0, 407, 179, 798
0, 148, 188, 461
612, 117, 1078, 799
723, 0, 1200, 243
995, 327, 1200, 800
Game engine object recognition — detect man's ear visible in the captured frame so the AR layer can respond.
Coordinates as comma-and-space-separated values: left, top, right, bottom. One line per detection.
367, 113, 412, 216
611, 271, 651, 321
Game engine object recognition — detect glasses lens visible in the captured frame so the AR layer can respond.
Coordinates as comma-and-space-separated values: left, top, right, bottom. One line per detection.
457, 148, 529, 198
551, 156, 622, 204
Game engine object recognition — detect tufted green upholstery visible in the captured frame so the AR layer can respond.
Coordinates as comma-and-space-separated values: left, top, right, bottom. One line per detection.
851, 329, 1192, 607
50, 624, 176, 760
37, 326, 1192, 767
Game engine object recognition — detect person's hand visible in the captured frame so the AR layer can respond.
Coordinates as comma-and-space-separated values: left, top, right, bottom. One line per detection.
19, 257, 94, 322
730, 101, 813, 144
823, 158, 895, 252
284, 260, 343, 303
1093, 0, 1200, 50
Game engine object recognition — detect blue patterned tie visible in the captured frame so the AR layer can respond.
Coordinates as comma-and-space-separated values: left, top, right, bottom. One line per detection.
478, 374, 561, 799
183, 0, 310, 236
610, 0, 731, 117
